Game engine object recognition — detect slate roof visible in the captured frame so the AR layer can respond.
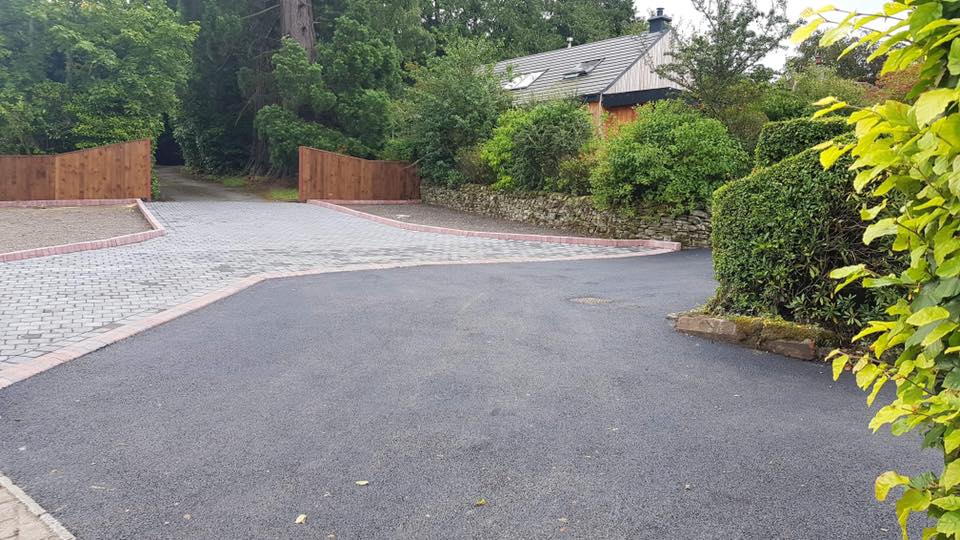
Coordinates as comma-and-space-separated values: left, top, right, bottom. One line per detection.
493, 31, 668, 102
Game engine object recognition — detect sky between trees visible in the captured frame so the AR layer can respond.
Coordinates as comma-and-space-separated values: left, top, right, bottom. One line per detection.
634, 0, 889, 67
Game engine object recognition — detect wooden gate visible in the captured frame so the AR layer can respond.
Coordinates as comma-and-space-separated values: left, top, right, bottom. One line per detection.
298, 146, 420, 202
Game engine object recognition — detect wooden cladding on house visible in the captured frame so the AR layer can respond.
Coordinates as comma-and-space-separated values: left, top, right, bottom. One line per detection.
298, 146, 420, 201
0, 140, 152, 201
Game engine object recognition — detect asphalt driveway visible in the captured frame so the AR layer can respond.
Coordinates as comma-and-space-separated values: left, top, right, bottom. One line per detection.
0, 251, 935, 538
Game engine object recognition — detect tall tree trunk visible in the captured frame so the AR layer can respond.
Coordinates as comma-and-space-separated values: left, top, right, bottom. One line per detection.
280, 0, 316, 62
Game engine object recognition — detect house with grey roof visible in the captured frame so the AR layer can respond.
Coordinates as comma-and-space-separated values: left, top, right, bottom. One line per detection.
493, 8, 680, 126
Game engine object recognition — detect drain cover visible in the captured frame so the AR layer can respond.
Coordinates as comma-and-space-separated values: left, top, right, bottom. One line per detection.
569, 296, 612, 305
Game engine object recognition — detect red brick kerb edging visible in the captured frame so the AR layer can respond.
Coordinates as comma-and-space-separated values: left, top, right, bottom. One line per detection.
0, 199, 166, 263
307, 199, 683, 250
0, 249, 676, 390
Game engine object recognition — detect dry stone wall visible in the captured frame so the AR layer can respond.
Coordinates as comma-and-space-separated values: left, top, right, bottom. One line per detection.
421, 184, 711, 248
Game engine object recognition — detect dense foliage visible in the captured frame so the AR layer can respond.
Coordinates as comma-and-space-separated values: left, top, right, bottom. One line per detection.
170, 0, 641, 174
786, 29, 883, 83
711, 146, 898, 336
254, 25, 401, 173
0, 0, 197, 154
424, 0, 639, 58
590, 100, 750, 212
798, 2, 960, 537
753, 117, 850, 167
481, 100, 594, 193
387, 41, 510, 187
654, 0, 792, 136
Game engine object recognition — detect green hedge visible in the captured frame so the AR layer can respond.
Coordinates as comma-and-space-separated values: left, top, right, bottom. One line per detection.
710, 144, 899, 337
753, 117, 850, 168
590, 100, 750, 213
481, 100, 594, 193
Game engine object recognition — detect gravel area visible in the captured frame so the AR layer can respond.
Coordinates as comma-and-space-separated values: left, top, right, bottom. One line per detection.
346, 203, 594, 237
0, 204, 151, 253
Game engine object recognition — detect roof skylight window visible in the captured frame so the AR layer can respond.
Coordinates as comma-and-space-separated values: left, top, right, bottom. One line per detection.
562, 58, 603, 79
502, 70, 546, 90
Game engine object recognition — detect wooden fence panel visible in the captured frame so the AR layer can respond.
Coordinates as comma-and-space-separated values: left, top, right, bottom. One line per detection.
0, 140, 151, 201
0, 156, 56, 200
299, 146, 420, 201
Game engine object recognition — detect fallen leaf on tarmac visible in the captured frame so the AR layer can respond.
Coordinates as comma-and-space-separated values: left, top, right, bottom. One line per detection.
295, 514, 307, 524
474, 498, 487, 507
355, 480, 369, 486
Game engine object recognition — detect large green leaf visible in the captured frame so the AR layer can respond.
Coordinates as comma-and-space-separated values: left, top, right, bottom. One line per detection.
877, 470, 911, 501
915, 88, 959, 126
906, 306, 951, 326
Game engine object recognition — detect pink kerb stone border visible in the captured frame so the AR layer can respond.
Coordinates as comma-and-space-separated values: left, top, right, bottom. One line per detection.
0, 198, 166, 263
307, 199, 683, 250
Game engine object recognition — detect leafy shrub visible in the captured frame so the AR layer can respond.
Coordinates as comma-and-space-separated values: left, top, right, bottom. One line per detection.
754, 117, 850, 167
388, 40, 510, 187
776, 65, 868, 108
253, 34, 397, 174
151, 172, 161, 200
454, 144, 495, 185
710, 144, 899, 337
481, 100, 594, 192
590, 100, 750, 212
795, 4, 960, 534
0, 0, 197, 154
555, 151, 596, 196
254, 105, 367, 173
759, 87, 812, 121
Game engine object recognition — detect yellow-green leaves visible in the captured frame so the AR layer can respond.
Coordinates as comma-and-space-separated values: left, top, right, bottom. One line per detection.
831, 353, 849, 380
877, 471, 911, 501
933, 496, 960, 511
906, 306, 951, 327
861, 199, 888, 221
863, 218, 898, 245
830, 264, 868, 293
943, 461, 960, 491
937, 511, 960, 536
946, 430, 960, 454
804, 2, 960, 536
813, 100, 848, 118
791, 18, 826, 44
898, 488, 932, 538
949, 39, 960, 75
915, 88, 959, 127
820, 142, 855, 169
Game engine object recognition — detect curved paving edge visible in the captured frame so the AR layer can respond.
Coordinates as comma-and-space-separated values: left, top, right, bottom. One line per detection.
0, 251, 669, 392
0, 473, 75, 540
0, 199, 166, 263
308, 200, 683, 250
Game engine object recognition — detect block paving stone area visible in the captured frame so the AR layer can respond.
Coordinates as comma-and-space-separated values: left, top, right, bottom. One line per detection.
0, 201, 655, 370
0, 484, 64, 540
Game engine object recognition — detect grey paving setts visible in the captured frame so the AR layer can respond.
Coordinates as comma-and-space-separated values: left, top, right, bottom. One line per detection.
0, 201, 653, 368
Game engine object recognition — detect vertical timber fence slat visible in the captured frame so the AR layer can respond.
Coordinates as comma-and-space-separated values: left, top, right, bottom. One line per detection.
298, 146, 420, 201
0, 140, 152, 201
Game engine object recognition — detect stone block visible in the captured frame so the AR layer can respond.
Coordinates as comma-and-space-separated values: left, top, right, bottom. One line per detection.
675, 315, 743, 342
761, 338, 817, 360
